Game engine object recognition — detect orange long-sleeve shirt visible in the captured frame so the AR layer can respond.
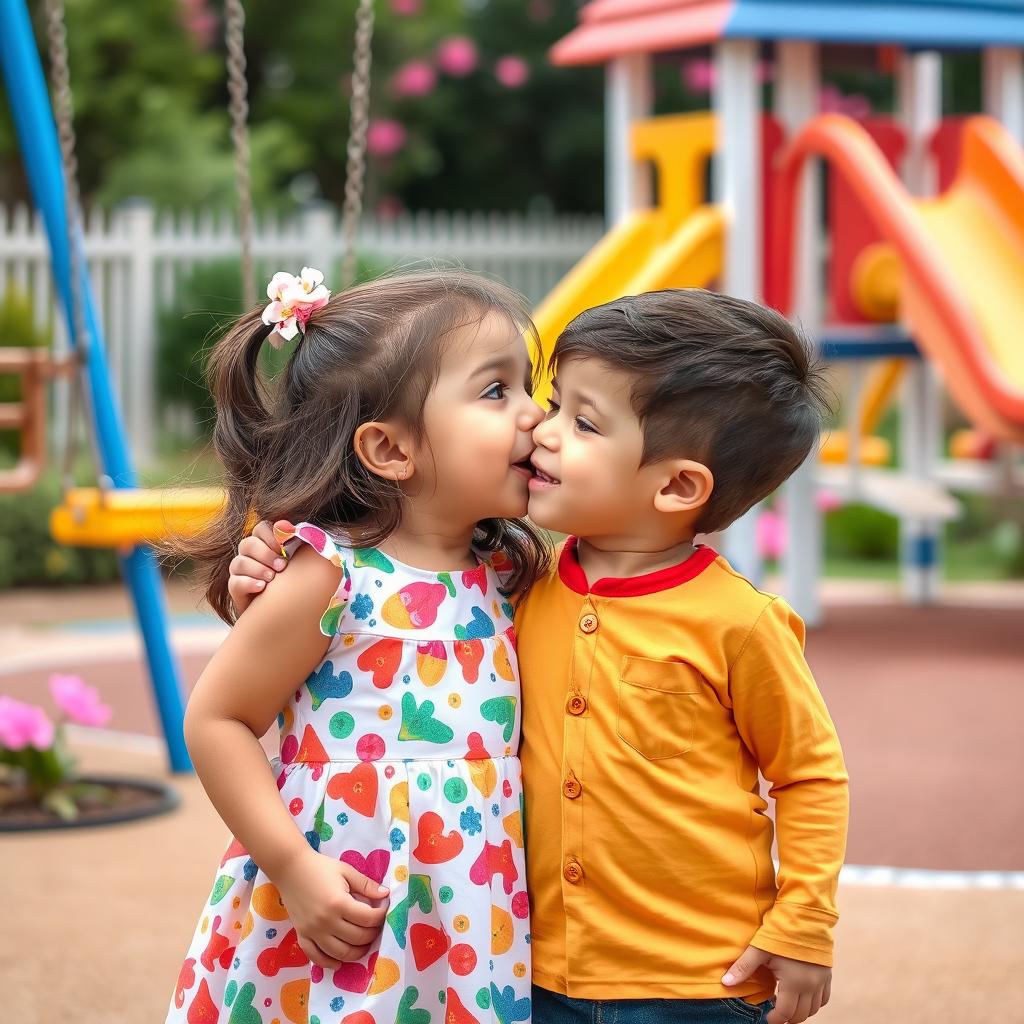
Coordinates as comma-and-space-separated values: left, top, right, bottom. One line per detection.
516, 539, 849, 1002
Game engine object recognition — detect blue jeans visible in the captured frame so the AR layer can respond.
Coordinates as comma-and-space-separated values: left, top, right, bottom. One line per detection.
532, 986, 774, 1024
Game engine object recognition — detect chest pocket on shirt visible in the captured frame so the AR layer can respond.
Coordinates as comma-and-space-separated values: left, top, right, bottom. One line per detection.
616, 656, 702, 760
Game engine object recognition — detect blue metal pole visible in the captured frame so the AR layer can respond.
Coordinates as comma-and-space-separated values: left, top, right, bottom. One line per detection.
0, 0, 191, 771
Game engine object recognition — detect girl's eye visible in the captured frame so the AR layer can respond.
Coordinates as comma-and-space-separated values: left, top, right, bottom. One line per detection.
575, 416, 597, 434
546, 399, 560, 416
482, 382, 507, 400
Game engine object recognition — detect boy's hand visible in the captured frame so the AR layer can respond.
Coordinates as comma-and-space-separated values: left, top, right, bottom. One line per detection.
228, 519, 292, 615
723, 946, 831, 1024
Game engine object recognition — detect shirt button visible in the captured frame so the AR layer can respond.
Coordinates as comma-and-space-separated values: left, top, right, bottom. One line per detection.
563, 774, 582, 800
567, 695, 587, 716
579, 613, 598, 634
564, 860, 584, 884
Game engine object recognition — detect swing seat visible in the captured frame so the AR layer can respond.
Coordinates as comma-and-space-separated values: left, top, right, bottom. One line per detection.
50, 487, 226, 547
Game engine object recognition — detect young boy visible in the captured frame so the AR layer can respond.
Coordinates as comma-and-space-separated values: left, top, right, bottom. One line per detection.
229, 289, 848, 1024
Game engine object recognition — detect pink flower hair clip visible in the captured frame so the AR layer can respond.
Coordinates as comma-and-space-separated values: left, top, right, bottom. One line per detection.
261, 267, 331, 347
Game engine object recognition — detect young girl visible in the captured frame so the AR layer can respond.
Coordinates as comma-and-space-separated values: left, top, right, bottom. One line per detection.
167, 269, 546, 1024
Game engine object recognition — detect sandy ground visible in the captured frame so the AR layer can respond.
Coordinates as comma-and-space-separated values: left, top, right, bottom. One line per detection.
2, 580, 1022, 1023
1, 742, 1020, 1024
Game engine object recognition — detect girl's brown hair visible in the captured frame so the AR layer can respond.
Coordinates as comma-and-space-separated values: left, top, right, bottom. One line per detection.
190, 270, 550, 623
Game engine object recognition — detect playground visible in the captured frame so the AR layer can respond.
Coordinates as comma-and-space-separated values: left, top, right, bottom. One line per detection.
2, 0, 1023, 1022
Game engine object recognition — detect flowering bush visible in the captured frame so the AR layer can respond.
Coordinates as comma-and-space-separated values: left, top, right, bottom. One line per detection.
0, 675, 113, 821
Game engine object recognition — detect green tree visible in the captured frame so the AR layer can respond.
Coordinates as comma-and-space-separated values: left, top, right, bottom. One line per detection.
0, 0, 608, 213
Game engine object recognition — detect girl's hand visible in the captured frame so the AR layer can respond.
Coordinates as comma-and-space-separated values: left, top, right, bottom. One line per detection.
276, 848, 391, 969
723, 946, 831, 1024
229, 520, 293, 615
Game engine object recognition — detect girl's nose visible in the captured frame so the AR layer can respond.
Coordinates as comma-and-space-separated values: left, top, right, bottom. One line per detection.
520, 398, 544, 432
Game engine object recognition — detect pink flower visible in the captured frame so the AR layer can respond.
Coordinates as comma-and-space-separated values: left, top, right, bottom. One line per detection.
843, 93, 872, 120
816, 489, 843, 513
0, 696, 55, 751
436, 36, 478, 77
756, 509, 787, 562
820, 85, 871, 119
391, 60, 437, 98
819, 84, 843, 113
178, 0, 217, 50
495, 56, 529, 89
390, 0, 421, 13
262, 268, 331, 347
366, 118, 407, 157
49, 674, 112, 728
683, 58, 715, 94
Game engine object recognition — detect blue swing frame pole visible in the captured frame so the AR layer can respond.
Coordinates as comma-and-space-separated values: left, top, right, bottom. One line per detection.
0, 0, 191, 772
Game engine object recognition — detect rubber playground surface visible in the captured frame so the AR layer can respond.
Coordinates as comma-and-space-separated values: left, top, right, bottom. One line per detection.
1, 578, 1022, 1023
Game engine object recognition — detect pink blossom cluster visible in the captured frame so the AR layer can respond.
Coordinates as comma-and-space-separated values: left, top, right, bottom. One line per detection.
0, 674, 112, 752
757, 492, 844, 561
0, 697, 54, 751
682, 58, 774, 94
819, 84, 872, 120
178, 0, 217, 50
374, 36, 531, 161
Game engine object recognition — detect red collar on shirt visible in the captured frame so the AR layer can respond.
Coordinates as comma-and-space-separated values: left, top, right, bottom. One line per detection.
557, 536, 718, 598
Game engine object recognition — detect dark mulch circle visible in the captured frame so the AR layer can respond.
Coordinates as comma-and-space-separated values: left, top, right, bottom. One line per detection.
0, 774, 179, 832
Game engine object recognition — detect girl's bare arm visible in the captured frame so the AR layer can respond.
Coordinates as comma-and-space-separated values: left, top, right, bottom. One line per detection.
187, 544, 387, 967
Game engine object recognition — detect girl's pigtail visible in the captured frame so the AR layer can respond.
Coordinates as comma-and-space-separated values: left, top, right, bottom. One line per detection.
187, 310, 275, 624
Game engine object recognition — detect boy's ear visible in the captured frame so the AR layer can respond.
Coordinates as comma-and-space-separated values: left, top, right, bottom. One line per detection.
353, 421, 414, 483
653, 459, 714, 515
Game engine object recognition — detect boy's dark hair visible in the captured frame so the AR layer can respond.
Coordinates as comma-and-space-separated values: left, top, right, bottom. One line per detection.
552, 288, 833, 535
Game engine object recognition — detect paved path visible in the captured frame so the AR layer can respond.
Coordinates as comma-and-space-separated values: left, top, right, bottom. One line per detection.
1, 741, 1020, 1024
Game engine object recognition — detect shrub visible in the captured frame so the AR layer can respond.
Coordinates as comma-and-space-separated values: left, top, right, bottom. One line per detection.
0, 288, 52, 458
824, 503, 900, 562
0, 471, 119, 588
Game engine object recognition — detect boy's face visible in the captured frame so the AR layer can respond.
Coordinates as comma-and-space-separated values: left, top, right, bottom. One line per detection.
529, 356, 690, 539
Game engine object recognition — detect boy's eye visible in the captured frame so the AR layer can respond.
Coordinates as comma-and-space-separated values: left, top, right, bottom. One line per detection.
575, 416, 597, 434
546, 398, 560, 416
482, 382, 507, 400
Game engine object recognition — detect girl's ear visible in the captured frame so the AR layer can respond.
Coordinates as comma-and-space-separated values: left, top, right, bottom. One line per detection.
653, 459, 714, 515
353, 421, 415, 482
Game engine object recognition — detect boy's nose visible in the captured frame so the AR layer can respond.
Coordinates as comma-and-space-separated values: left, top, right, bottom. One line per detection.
532, 416, 558, 450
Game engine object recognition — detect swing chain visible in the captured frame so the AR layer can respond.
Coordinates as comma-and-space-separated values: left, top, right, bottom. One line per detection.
43, 0, 103, 505
340, 0, 375, 288
224, 0, 255, 310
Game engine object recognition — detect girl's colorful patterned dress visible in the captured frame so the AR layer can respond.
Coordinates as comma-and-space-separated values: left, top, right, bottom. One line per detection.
167, 523, 531, 1024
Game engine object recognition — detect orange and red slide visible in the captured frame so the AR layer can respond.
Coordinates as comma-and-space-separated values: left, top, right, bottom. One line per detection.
774, 113, 1024, 444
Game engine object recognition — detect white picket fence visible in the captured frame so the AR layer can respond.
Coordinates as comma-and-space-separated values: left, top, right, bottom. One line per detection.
0, 202, 603, 461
